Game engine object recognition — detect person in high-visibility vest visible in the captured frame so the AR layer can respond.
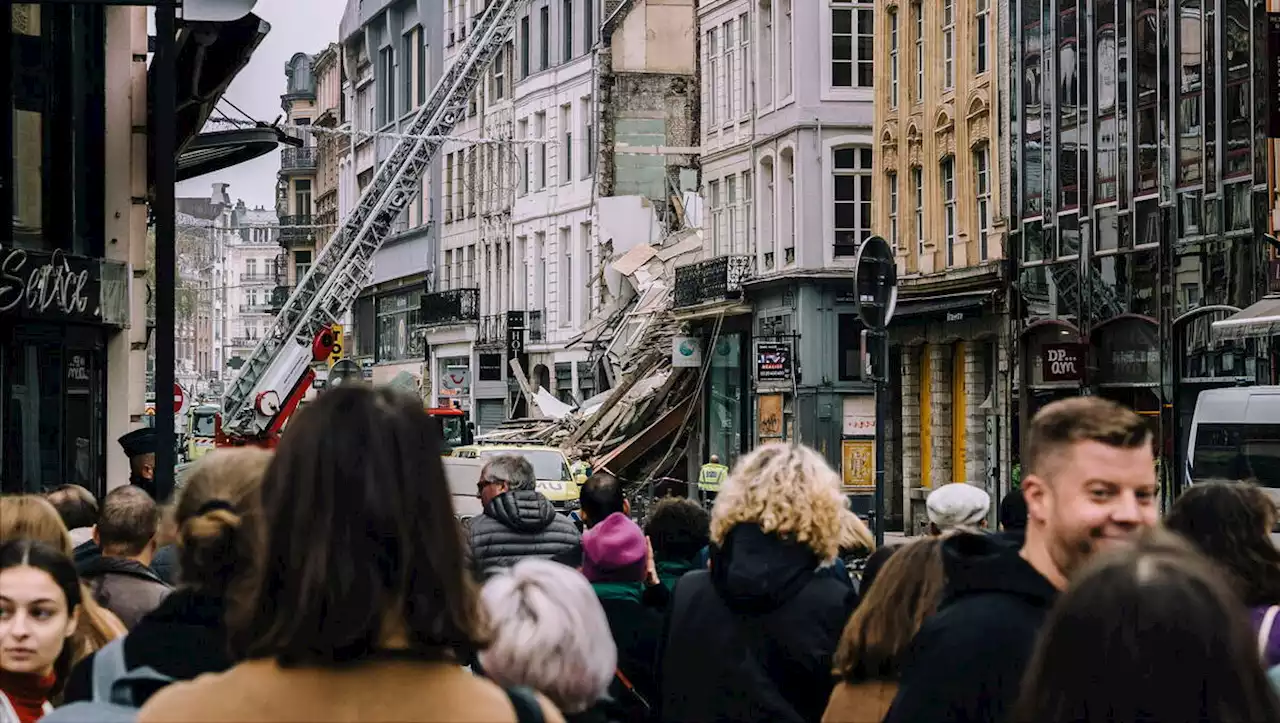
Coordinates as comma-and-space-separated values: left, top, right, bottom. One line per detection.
697, 454, 729, 504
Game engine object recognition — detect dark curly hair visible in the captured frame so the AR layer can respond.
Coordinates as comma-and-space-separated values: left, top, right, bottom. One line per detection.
1166, 480, 1280, 607
645, 497, 711, 563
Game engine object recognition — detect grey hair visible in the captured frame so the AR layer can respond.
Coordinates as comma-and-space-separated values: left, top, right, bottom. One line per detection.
478, 559, 616, 713
483, 454, 536, 491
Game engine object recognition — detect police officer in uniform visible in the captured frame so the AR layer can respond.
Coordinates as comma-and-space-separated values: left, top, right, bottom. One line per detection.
118, 427, 158, 499
697, 454, 729, 506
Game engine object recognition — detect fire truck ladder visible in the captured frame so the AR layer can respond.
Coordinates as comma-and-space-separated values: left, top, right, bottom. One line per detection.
220, 0, 525, 438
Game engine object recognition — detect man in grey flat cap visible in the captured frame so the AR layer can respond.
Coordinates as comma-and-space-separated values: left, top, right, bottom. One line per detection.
925, 482, 991, 535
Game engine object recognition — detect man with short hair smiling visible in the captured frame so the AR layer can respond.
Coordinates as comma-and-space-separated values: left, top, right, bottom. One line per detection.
78, 485, 171, 629
885, 396, 1159, 723
468, 454, 580, 579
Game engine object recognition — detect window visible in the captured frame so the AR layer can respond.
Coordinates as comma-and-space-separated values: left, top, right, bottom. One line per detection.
579, 222, 591, 321
444, 154, 455, 220
942, 0, 954, 89
376, 291, 423, 363
582, 97, 595, 178
941, 156, 956, 266
838, 314, 866, 381
561, 104, 573, 184
738, 14, 750, 118
520, 15, 531, 77
888, 10, 899, 106
378, 46, 395, 125
833, 147, 873, 258
535, 112, 547, 189
517, 119, 529, 195
974, 145, 991, 261
245, 259, 258, 278
533, 232, 546, 311
887, 172, 899, 249
539, 6, 550, 70
912, 167, 924, 258
559, 227, 572, 325
779, 0, 793, 97
492, 45, 506, 99
583, 0, 594, 53
707, 28, 720, 127
912, 3, 922, 102
743, 170, 755, 254
295, 250, 313, 280
832, 1, 874, 88
417, 26, 428, 106
724, 22, 737, 121
562, 0, 573, 62
401, 32, 413, 115
759, 0, 774, 106
293, 179, 312, 217
479, 353, 504, 382
974, 0, 989, 74
708, 180, 722, 254
727, 175, 739, 253
466, 149, 477, 216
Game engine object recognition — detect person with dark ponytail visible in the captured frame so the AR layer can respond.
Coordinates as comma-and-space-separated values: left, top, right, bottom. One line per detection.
0, 540, 82, 723
60, 448, 273, 704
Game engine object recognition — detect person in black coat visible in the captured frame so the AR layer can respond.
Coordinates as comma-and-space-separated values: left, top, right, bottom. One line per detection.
658, 443, 860, 723
62, 447, 274, 704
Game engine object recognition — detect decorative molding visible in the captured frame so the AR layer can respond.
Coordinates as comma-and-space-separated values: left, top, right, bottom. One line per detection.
884, 147, 900, 169
966, 89, 991, 119
907, 139, 922, 167
968, 115, 991, 147
934, 103, 956, 133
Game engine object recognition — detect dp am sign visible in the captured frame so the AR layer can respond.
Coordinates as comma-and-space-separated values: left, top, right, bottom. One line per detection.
1042, 343, 1083, 383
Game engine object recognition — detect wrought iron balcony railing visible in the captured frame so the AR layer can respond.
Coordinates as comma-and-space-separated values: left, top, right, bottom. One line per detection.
239, 302, 275, 314
228, 336, 256, 348
420, 288, 480, 328
269, 285, 293, 309
674, 254, 755, 308
278, 214, 314, 246
528, 309, 545, 343
281, 146, 317, 171
477, 314, 507, 346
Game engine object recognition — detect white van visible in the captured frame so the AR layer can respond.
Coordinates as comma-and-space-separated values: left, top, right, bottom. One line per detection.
1188, 386, 1280, 492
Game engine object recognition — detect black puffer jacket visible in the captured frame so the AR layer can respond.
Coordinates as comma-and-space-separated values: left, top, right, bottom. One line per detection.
468, 489, 581, 578
658, 524, 858, 723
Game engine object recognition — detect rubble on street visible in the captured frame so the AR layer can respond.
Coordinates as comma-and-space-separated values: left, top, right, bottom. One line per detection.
477, 228, 706, 493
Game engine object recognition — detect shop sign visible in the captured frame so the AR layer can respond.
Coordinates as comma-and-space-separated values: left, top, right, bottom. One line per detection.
1042, 343, 1083, 382
758, 394, 783, 438
755, 341, 793, 383
841, 439, 875, 489
439, 364, 471, 396
672, 336, 702, 368
842, 395, 876, 436
0, 247, 103, 324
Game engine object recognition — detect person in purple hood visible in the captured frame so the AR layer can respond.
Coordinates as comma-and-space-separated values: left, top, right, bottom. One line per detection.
1166, 480, 1280, 666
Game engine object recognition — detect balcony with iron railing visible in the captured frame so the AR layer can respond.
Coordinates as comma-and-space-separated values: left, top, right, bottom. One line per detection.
278, 215, 314, 247
269, 285, 294, 311
280, 146, 317, 172
674, 255, 755, 309
477, 314, 507, 347
420, 288, 480, 328
239, 301, 275, 314
228, 336, 257, 348
238, 271, 276, 284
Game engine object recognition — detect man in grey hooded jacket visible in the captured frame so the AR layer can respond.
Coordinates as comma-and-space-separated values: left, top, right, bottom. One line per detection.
467, 454, 580, 578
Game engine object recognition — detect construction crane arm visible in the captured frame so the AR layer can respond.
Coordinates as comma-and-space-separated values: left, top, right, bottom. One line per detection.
219, 0, 527, 440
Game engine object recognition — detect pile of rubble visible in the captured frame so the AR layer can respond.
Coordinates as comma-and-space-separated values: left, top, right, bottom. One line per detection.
479, 229, 705, 487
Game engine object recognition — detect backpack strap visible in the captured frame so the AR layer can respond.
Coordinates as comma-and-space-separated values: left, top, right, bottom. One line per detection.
504, 686, 545, 723
91, 637, 129, 703
1260, 605, 1280, 659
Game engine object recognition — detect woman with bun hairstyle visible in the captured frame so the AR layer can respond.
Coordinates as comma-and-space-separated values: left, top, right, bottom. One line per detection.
0, 496, 126, 671
60, 448, 273, 704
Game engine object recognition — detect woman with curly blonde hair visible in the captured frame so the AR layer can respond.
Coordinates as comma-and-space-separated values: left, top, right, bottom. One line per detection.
0, 496, 127, 673
659, 443, 864, 723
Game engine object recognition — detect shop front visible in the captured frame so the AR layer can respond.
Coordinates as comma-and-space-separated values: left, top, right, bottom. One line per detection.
0, 248, 128, 497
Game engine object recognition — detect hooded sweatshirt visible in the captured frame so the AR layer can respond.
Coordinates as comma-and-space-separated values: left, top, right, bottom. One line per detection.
883, 532, 1058, 723
468, 489, 581, 578
659, 524, 857, 723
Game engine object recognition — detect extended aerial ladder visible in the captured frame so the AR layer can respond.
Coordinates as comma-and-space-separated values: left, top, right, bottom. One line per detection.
218, 0, 526, 444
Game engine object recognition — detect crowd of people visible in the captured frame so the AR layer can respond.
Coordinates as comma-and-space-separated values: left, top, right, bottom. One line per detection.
3, 386, 1280, 722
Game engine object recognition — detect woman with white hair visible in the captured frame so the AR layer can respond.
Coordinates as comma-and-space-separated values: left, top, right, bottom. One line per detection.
658, 443, 865, 723
479, 559, 620, 722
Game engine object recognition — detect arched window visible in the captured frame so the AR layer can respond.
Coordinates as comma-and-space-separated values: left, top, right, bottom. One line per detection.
833, 146, 873, 258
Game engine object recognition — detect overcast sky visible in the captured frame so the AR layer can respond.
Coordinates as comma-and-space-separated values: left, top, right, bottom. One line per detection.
175, 0, 347, 209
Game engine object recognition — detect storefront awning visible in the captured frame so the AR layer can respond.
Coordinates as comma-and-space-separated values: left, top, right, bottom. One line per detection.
894, 290, 996, 321
177, 127, 280, 182
1211, 295, 1280, 341
149, 13, 272, 187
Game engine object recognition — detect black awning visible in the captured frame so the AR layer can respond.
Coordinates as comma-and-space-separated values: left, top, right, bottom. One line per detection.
178, 127, 280, 182
894, 290, 996, 322
1211, 295, 1280, 341
149, 13, 271, 187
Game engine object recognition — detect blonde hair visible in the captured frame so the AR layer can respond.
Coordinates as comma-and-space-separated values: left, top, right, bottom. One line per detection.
173, 447, 272, 592
0, 494, 127, 662
478, 559, 616, 714
710, 442, 865, 561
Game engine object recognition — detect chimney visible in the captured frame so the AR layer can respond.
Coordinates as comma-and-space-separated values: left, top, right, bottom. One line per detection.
211, 182, 231, 207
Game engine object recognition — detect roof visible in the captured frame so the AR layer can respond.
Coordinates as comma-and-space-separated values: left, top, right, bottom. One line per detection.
1211, 295, 1280, 341
235, 207, 276, 227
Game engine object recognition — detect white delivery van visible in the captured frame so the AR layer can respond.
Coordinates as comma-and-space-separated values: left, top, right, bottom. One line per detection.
1187, 386, 1280, 494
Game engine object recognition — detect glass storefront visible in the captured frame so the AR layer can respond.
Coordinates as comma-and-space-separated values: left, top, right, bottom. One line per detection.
0, 323, 106, 497
706, 333, 746, 468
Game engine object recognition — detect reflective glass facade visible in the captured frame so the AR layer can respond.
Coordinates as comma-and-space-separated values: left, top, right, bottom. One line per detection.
1008, 0, 1274, 492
